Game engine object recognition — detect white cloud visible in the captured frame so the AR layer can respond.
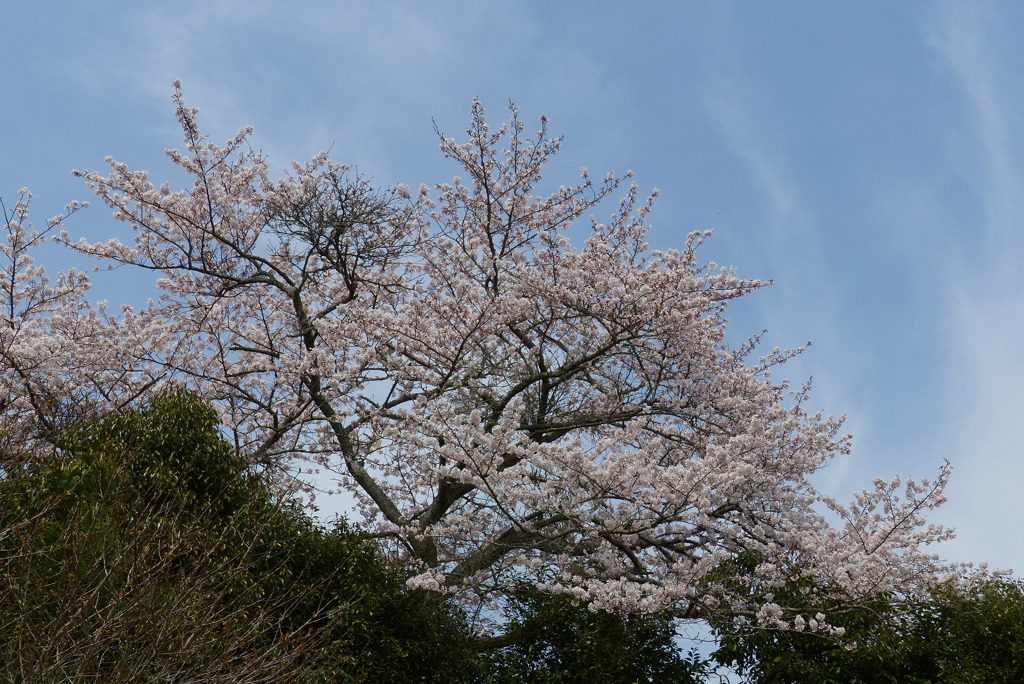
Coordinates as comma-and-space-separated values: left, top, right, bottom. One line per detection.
695, 8, 875, 499
923, 0, 1024, 571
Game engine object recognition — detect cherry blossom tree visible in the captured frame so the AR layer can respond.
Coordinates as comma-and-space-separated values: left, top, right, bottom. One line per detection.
4, 84, 958, 631
0, 190, 128, 454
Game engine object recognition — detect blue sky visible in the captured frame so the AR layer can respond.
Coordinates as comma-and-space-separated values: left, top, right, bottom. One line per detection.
4, 1, 1022, 574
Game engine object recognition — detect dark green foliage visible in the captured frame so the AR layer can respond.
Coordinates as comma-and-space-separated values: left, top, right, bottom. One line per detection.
480, 586, 711, 683
707, 551, 903, 683
1, 392, 313, 681
712, 600, 902, 683
894, 578, 1024, 683
0, 391, 475, 682
272, 514, 480, 684
711, 567, 1024, 684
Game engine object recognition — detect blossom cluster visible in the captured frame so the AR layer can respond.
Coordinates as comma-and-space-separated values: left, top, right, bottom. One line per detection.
1, 87, 965, 631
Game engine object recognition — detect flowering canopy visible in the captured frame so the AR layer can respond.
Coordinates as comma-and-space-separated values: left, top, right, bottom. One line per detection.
2, 86, 957, 629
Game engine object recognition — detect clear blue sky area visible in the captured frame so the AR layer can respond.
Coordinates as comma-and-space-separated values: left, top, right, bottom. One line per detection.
4, 1, 1021, 574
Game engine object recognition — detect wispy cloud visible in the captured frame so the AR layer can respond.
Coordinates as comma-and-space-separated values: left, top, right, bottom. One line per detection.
924, 0, 1024, 571
694, 7, 873, 498
928, 2, 1024, 251
698, 11, 811, 242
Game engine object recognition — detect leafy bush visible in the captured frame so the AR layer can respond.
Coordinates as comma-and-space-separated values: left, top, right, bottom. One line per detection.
0, 391, 475, 682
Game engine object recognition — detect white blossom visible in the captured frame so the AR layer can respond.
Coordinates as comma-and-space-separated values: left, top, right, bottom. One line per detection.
0, 90, 966, 636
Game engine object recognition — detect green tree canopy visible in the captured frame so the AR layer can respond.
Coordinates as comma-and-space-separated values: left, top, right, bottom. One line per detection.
479, 585, 711, 683
0, 391, 475, 682
710, 554, 1024, 683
